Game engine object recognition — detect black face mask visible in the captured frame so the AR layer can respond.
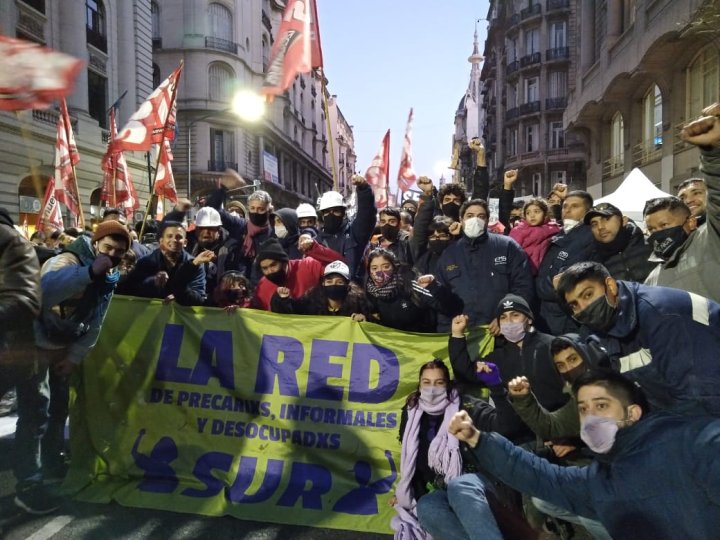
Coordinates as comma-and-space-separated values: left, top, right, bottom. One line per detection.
265, 269, 286, 285
323, 284, 349, 301
323, 214, 344, 234
442, 203, 460, 221
249, 212, 269, 227
403, 209, 417, 220
573, 294, 618, 333
381, 224, 400, 242
648, 225, 688, 260
428, 239, 450, 254
561, 363, 588, 385
99, 252, 123, 268
230, 288, 247, 304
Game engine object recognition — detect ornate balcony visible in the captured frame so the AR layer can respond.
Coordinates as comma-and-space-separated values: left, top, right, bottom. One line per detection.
506, 107, 520, 121
208, 160, 238, 172
545, 96, 567, 110
520, 52, 542, 68
506, 60, 520, 75
547, 0, 570, 12
519, 101, 541, 116
546, 47, 570, 61
205, 36, 238, 54
520, 3, 542, 20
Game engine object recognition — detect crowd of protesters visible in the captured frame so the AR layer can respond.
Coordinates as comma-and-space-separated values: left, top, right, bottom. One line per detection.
1, 105, 720, 539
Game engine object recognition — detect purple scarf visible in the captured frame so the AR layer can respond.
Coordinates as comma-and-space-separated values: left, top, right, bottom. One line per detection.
391, 390, 463, 539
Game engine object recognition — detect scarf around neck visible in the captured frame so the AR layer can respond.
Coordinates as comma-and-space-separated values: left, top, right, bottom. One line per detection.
242, 220, 269, 258
366, 272, 400, 300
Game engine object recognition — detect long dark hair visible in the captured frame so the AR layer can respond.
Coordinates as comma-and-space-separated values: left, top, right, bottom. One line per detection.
405, 359, 455, 409
301, 277, 369, 316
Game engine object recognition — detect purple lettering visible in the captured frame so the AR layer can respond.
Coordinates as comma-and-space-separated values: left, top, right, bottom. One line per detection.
254, 335, 304, 397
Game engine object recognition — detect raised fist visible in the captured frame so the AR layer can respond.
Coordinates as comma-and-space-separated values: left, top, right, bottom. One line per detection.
220, 169, 246, 190
276, 286, 291, 298
417, 176, 434, 196
681, 113, 720, 147
503, 169, 519, 188
451, 314, 469, 337
90, 254, 114, 279
508, 376, 531, 397
351, 174, 367, 187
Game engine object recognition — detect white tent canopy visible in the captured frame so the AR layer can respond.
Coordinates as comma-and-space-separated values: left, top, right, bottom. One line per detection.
595, 168, 672, 222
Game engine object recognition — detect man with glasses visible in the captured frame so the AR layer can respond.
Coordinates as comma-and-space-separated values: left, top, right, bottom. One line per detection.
315, 175, 376, 281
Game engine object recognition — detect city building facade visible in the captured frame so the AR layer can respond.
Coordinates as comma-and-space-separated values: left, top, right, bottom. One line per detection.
327, 95, 357, 197
0, 0, 356, 227
0, 0, 154, 227
565, 0, 716, 196
480, 0, 587, 197
153, 0, 349, 209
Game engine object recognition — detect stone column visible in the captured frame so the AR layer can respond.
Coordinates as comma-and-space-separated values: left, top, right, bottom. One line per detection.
60, 0, 88, 112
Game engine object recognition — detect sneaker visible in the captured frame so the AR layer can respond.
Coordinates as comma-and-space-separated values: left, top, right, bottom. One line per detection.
14, 484, 61, 515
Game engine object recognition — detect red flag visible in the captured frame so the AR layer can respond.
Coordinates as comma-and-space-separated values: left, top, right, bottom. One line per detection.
37, 175, 64, 232
153, 140, 178, 203
262, 0, 323, 97
59, 98, 79, 166
101, 107, 139, 212
365, 130, 390, 209
397, 108, 417, 193
112, 65, 182, 152
0, 36, 83, 111
54, 101, 81, 219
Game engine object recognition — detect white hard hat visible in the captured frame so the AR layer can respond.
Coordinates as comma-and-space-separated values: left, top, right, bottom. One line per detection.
296, 203, 318, 219
195, 207, 222, 228
318, 191, 346, 212
323, 260, 350, 281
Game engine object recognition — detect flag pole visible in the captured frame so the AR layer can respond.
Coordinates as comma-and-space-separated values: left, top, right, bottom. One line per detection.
320, 71, 338, 192
139, 60, 183, 240
112, 167, 117, 207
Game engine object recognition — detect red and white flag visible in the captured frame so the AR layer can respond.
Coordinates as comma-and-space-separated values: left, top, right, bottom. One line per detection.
111, 64, 182, 152
365, 130, 390, 209
397, 108, 417, 193
59, 98, 79, 166
54, 99, 81, 220
153, 140, 178, 203
262, 0, 323, 97
0, 36, 83, 111
101, 107, 139, 212
37, 175, 64, 232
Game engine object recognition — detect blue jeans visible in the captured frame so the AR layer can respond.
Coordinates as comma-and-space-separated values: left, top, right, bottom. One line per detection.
14, 364, 50, 488
532, 497, 612, 540
417, 473, 504, 540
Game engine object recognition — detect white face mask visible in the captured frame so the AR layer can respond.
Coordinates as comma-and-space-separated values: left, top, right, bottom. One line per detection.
463, 217, 486, 238
562, 218, 579, 234
275, 225, 288, 239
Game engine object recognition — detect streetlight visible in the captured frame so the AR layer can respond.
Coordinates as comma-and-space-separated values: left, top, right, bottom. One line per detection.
186, 89, 266, 198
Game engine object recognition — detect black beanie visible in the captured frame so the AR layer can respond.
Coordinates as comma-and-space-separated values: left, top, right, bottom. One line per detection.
496, 294, 533, 320
256, 238, 289, 263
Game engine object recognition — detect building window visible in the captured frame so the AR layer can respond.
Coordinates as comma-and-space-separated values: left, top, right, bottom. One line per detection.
610, 112, 624, 172
594, 0, 607, 64
508, 128, 518, 156
208, 62, 233, 102
548, 71, 567, 98
525, 77, 538, 103
208, 3, 233, 46
688, 47, 719, 115
262, 35, 269, 71
508, 83, 518, 108
643, 84, 662, 148
151, 1, 161, 48
550, 21, 566, 48
507, 36, 518, 62
88, 70, 108, 128
210, 128, 235, 171
86, 0, 107, 52
532, 172, 542, 195
152, 63, 161, 88
525, 28, 539, 55
551, 170, 567, 184
621, 0, 636, 32
526, 123, 539, 152
550, 121, 565, 149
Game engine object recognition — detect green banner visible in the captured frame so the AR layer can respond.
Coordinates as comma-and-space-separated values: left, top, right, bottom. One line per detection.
66, 296, 492, 534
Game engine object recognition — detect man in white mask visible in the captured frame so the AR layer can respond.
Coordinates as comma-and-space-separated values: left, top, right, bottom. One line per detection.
535, 190, 595, 335
449, 369, 720, 540
435, 199, 534, 334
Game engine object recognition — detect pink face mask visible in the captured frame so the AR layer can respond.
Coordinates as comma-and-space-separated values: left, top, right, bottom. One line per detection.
580, 415, 619, 453
372, 270, 393, 285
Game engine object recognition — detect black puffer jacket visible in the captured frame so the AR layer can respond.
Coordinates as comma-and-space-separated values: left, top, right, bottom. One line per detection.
0, 208, 41, 375
593, 221, 655, 283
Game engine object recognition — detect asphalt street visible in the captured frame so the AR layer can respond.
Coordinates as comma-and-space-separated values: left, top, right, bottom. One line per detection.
0, 413, 392, 539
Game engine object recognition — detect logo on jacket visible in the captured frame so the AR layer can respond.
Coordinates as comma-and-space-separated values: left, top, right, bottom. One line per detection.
558, 251, 569, 261
445, 264, 459, 272
494, 256, 507, 265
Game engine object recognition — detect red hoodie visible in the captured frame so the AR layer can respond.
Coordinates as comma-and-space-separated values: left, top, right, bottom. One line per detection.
509, 220, 561, 275
255, 256, 324, 311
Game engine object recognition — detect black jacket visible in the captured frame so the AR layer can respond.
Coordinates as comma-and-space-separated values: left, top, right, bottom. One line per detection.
0, 209, 40, 380
191, 227, 242, 304
593, 221, 655, 283
436, 232, 534, 331
535, 224, 595, 334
